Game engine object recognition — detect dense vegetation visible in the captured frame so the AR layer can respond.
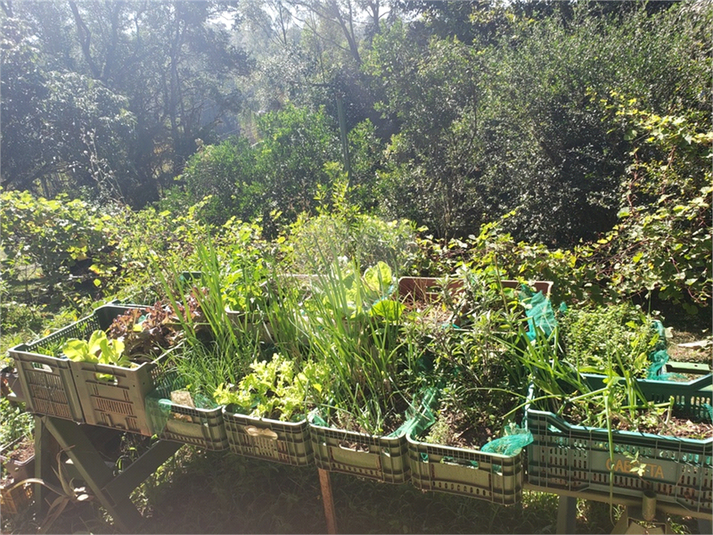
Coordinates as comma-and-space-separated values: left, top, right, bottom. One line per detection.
1, 2, 711, 532
2, 0, 710, 320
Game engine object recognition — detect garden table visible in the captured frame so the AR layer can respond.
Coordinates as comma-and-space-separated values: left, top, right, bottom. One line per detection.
34, 415, 182, 532
524, 483, 713, 534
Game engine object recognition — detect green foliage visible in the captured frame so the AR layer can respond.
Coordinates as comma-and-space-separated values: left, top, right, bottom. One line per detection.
560, 304, 659, 378
180, 138, 259, 226
366, 25, 484, 239
0, 190, 118, 302
284, 186, 419, 277
217, 354, 330, 422
587, 94, 713, 310
62, 330, 129, 367
0, 397, 34, 446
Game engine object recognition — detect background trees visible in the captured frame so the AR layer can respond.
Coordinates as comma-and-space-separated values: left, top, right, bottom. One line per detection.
1, 0, 711, 312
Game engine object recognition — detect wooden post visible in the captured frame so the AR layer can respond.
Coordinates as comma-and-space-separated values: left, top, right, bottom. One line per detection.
318, 468, 338, 534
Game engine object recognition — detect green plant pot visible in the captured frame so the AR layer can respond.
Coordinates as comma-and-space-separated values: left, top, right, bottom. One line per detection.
223, 406, 313, 466
526, 374, 713, 514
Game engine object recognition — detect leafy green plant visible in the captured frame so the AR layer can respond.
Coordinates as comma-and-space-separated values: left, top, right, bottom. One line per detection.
62, 330, 128, 367
301, 256, 409, 433
214, 353, 330, 422
560, 303, 659, 378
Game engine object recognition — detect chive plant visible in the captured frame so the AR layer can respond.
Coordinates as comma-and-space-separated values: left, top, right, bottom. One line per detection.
300, 255, 409, 434
154, 239, 262, 404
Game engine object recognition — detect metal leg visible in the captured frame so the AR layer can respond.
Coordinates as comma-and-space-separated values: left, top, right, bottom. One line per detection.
41, 416, 181, 533
556, 495, 577, 534
318, 468, 338, 534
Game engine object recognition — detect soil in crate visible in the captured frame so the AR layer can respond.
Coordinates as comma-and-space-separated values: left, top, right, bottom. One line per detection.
5, 440, 34, 465
561, 406, 713, 439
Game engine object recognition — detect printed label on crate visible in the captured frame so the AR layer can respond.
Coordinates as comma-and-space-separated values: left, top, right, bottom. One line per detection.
605, 456, 666, 480
591, 450, 683, 483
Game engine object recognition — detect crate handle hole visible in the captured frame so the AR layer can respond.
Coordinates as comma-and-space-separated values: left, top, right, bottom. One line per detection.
338, 441, 370, 453
245, 426, 278, 440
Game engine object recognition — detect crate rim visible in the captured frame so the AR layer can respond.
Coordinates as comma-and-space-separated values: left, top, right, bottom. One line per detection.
526, 373, 713, 446
405, 431, 525, 461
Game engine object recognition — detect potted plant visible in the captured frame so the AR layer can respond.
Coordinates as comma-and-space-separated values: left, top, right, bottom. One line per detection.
515, 306, 713, 515
299, 259, 423, 484
219, 353, 327, 466
402, 269, 542, 504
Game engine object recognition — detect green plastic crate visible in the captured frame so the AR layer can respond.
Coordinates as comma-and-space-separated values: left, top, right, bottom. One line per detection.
309, 421, 410, 484
10, 304, 141, 422
526, 374, 713, 514
223, 406, 313, 466
407, 435, 525, 505
146, 375, 228, 451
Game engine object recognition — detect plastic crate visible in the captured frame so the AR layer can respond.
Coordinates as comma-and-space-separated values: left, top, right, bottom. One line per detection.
397, 277, 552, 305
11, 305, 176, 434
309, 422, 410, 484
146, 376, 228, 451
0, 481, 33, 515
526, 374, 713, 514
406, 435, 525, 505
223, 406, 313, 466
8, 306, 131, 422
72, 348, 177, 436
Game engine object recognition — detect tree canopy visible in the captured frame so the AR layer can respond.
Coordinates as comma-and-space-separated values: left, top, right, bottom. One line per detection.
1, 0, 710, 252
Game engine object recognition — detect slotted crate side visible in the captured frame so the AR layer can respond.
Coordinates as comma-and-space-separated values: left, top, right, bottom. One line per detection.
9, 311, 105, 422
407, 436, 524, 505
526, 375, 713, 514
146, 376, 228, 451
66, 305, 178, 436
223, 407, 313, 466
309, 423, 409, 484
159, 404, 228, 451
72, 349, 175, 436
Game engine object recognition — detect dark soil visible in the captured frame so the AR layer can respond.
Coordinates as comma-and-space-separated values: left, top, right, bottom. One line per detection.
609, 412, 713, 439
7, 438, 34, 463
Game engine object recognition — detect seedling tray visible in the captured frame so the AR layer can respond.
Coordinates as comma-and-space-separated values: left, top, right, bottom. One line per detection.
526, 374, 713, 514
223, 406, 313, 466
309, 421, 410, 484
406, 435, 525, 505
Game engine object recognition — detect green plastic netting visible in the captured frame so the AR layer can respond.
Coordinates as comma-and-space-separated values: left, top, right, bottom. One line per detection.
480, 422, 533, 456
646, 320, 688, 381
520, 288, 556, 341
